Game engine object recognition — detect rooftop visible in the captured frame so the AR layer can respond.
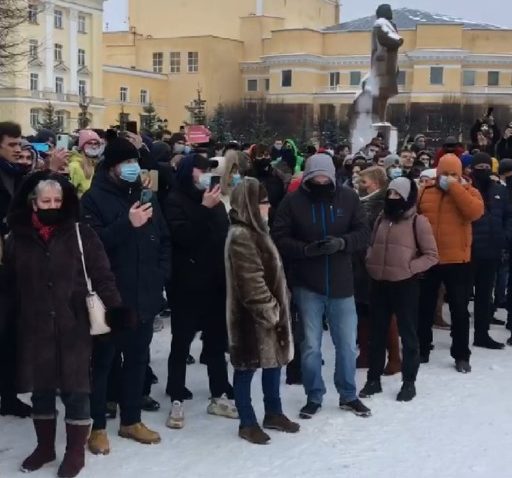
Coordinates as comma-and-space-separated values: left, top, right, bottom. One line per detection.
324, 8, 505, 32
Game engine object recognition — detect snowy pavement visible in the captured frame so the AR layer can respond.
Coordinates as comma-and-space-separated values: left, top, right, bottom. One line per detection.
1, 310, 511, 478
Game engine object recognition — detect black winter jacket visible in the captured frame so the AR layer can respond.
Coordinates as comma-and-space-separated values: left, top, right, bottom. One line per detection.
81, 167, 171, 320
496, 137, 512, 160
272, 184, 369, 298
471, 182, 512, 260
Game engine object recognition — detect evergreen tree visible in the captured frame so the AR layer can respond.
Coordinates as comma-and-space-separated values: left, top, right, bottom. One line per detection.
77, 100, 90, 130
208, 103, 232, 143
38, 102, 61, 133
185, 89, 207, 125
140, 102, 165, 135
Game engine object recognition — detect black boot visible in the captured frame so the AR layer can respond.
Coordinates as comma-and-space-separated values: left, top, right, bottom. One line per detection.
359, 380, 382, 398
397, 382, 416, 402
474, 335, 505, 350
0, 394, 32, 418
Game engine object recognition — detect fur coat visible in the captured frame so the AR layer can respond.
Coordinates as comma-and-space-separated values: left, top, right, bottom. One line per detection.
225, 178, 293, 370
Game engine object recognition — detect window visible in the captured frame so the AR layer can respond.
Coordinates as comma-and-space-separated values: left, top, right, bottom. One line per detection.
78, 49, 85, 67
30, 109, 40, 129
329, 72, 340, 88
29, 40, 38, 59
170, 52, 181, 73
140, 89, 148, 104
152, 52, 163, 73
78, 80, 87, 98
54, 9, 63, 29
78, 15, 86, 33
54, 43, 63, 63
55, 76, 64, 94
30, 73, 39, 91
120, 86, 128, 102
430, 66, 444, 85
56, 111, 66, 130
463, 70, 476, 87
397, 70, 406, 86
350, 71, 361, 86
488, 71, 500, 86
247, 79, 258, 92
187, 52, 199, 73
264, 78, 270, 92
28, 4, 38, 24
281, 69, 292, 87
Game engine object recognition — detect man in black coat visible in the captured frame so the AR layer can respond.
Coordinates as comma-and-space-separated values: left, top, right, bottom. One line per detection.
81, 137, 171, 451
496, 122, 512, 160
272, 154, 371, 419
470, 153, 512, 349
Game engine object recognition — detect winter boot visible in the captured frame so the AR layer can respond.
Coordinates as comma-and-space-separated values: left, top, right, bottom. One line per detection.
359, 380, 383, 398
20, 418, 56, 472
356, 318, 370, 369
118, 422, 161, 444
57, 423, 90, 478
87, 429, 110, 455
239, 425, 271, 445
262, 414, 300, 433
166, 401, 184, 429
383, 316, 401, 376
397, 382, 416, 402
0, 394, 32, 418
474, 335, 505, 350
207, 394, 238, 419
455, 360, 472, 374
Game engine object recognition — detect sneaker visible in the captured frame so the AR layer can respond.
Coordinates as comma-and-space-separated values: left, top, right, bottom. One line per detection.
153, 318, 164, 333
106, 402, 117, 419
396, 382, 416, 402
474, 335, 505, 350
359, 380, 382, 398
455, 360, 472, 374
239, 425, 271, 445
339, 398, 371, 417
166, 401, 184, 429
207, 394, 238, 419
141, 396, 160, 412
299, 401, 321, 419
262, 414, 300, 433
88, 429, 110, 455
118, 422, 161, 444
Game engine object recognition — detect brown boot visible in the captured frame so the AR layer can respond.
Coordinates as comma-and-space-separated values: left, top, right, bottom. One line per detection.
263, 414, 300, 433
118, 422, 161, 444
384, 316, 401, 376
57, 423, 90, 478
239, 425, 271, 445
356, 317, 370, 369
87, 429, 110, 455
20, 418, 57, 472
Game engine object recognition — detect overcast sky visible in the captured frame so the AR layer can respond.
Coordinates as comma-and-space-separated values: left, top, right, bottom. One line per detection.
103, 0, 512, 31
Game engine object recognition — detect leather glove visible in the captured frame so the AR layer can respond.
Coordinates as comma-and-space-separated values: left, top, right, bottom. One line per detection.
304, 241, 328, 258
319, 236, 346, 255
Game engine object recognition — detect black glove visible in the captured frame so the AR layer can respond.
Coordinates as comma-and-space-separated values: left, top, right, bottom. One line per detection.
304, 241, 328, 258
319, 236, 346, 255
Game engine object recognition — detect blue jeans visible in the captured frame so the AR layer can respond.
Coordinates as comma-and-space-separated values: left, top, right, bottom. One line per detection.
294, 287, 358, 404
233, 368, 282, 428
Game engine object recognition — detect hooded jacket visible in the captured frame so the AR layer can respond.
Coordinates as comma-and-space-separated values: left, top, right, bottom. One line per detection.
68, 151, 94, 196
284, 139, 304, 174
225, 178, 293, 370
418, 154, 484, 264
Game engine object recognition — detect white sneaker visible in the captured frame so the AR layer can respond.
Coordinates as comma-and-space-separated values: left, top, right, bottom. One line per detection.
207, 394, 239, 419
166, 401, 184, 429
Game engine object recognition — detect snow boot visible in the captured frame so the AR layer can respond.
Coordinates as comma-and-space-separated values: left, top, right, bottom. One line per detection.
118, 422, 161, 444
262, 414, 300, 433
57, 423, 90, 478
299, 401, 321, 419
87, 429, 110, 455
359, 380, 382, 398
384, 316, 401, 375
455, 360, 472, 374
397, 382, 416, 402
239, 425, 271, 445
20, 418, 56, 472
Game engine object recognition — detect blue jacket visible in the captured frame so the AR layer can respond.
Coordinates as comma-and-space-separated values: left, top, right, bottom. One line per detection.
471, 182, 512, 260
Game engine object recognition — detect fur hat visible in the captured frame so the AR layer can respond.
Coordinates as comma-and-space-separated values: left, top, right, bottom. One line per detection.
103, 137, 139, 169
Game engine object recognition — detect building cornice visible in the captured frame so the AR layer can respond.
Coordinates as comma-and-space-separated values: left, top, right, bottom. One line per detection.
103, 65, 168, 80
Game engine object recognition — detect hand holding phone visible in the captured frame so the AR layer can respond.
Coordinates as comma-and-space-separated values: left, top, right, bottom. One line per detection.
209, 175, 221, 191
140, 189, 153, 205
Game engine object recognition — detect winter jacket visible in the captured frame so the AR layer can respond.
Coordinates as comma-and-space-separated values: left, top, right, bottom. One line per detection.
226, 178, 293, 370
366, 208, 439, 282
81, 166, 171, 320
0, 158, 24, 236
496, 137, 512, 160
284, 139, 304, 174
68, 151, 93, 196
272, 184, 369, 298
471, 182, 512, 260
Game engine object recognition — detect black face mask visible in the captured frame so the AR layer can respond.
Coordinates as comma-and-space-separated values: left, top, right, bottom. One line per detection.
384, 197, 407, 221
307, 181, 335, 201
255, 158, 271, 172
36, 208, 65, 226
472, 169, 492, 187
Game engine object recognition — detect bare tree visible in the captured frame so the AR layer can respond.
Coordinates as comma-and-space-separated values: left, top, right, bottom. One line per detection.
0, 0, 30, 80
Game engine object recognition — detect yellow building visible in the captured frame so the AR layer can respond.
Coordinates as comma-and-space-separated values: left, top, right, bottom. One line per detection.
0, 0, 105, 134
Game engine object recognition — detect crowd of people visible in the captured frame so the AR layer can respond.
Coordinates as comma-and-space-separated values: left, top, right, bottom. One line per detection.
0, 112, 511, 476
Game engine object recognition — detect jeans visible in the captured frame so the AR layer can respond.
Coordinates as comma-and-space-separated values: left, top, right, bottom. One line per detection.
32, 391, 90, 424
90, 319, 153, 429
418, 264, 472, 361
233, 368, 282, 428
367, 278, 420, 382
472, 258, 499, 339
293, 287, 358, 404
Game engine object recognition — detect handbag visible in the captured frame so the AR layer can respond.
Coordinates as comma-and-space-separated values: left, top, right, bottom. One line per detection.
75, 223, 111, 335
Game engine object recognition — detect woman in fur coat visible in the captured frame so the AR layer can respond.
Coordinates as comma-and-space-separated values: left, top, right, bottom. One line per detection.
225, 177, 300, 445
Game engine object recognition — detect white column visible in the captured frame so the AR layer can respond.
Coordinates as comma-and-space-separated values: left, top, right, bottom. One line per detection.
69, 8, 78, 95
44, 1, 54, 91
256, 0, 264, 16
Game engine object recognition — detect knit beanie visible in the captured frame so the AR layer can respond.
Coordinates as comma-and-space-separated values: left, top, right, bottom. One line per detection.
388, 177, 411, 201
460, 153, 473, 170
103, 137, 139, 169
383, 153, 400, 169
78, 129, 101, 150
471, 152, 492, 168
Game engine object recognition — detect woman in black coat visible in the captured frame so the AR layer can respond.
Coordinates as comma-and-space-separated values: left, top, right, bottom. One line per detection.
5, 171, 125, 478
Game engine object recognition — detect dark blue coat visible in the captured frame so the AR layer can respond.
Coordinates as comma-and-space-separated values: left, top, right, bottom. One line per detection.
471, 182, 512, 260
81, 167, 171, 320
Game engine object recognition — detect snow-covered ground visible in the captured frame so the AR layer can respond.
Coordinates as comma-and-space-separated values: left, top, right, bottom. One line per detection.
1, 309, 511, 478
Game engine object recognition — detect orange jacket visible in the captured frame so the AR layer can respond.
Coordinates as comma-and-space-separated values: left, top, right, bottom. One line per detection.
418, 154, 484, 264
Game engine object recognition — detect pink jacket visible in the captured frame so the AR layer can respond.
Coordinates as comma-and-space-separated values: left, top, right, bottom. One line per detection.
366, 208, 439, 282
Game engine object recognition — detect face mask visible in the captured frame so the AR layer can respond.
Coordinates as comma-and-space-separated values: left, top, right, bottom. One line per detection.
36, 208, 65, 226
119, 162, 141, 183
230, 174, 241, 188
472, 169, 491, 186
388, 167, 403, 180
84, 145, 104, 159
384, 197, 407, 221
183, 145, 191, 155
438, 175, 450, 191
274, 144, 282, 151
174, 144, 186, 154
307, 181, 334, 201
197, 172, 212, 190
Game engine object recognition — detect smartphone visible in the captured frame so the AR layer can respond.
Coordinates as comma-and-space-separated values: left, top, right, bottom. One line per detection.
126, 121, 138, 135
56, 134, 69, 150
32, 143, 50, 153
140, 189, 153, 205
210, 175, 221, 191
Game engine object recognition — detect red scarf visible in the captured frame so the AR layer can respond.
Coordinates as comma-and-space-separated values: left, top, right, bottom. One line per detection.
31, 212, 56, 242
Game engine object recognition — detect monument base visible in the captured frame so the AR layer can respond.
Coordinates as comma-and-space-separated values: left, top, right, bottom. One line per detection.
372, 122, 398, 154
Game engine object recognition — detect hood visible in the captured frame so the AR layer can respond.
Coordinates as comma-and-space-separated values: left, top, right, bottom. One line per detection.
302, 153, 336, 185
229, 177, 267, 235
151, 141, 172, 164
284, 139, 300, 157
437, 154, 462, 177
68, 150, 83, 165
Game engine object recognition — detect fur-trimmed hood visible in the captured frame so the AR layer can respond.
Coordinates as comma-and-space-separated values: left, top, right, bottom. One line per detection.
229, 177, 267, 235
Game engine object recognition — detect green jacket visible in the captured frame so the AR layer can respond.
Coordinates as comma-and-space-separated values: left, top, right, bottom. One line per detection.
284, 139, 304, 174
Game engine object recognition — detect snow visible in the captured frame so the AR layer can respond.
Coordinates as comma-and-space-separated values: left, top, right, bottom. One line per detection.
1, 308, 511, 478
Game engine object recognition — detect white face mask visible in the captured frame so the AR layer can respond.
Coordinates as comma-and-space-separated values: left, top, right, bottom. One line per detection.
84, 144, 104, 159
197, 172, 212, 190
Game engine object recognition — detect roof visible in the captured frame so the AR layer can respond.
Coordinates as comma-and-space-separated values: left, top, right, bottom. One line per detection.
324, 8, 505, 32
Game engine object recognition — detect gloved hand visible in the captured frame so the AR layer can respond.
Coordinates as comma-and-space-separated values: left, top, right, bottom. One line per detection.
304, 241, 328, 258
319, 236, 346, 255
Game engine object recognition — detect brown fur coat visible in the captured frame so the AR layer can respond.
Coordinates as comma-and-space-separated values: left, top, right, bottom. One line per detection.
225, 178, 293, 370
